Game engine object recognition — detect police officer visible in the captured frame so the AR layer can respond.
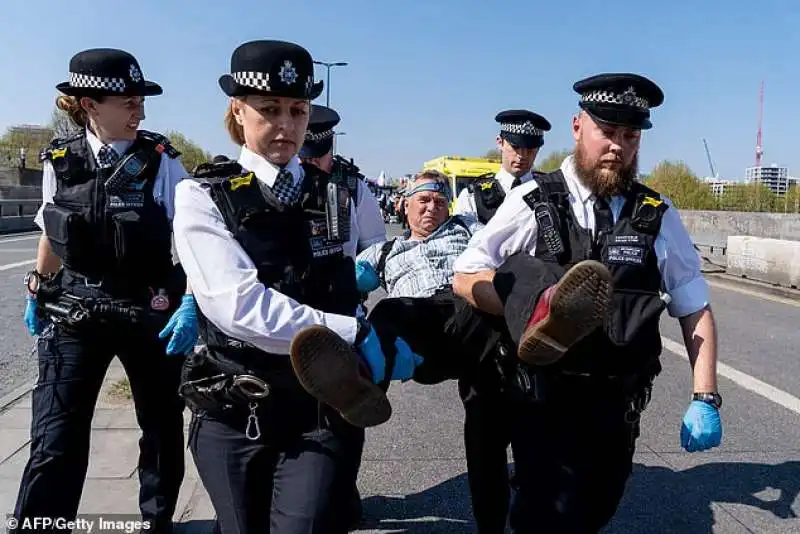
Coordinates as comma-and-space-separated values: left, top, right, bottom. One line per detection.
299, 104, 338, 172
453, 110, 551, 223
452, 73, 724, 532
171, 40, 414, 534
298, 104, 383, 529
15, 48, 197, 534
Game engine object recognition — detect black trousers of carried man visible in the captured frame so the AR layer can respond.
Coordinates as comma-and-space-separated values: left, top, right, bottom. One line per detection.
367, 253, 646, 533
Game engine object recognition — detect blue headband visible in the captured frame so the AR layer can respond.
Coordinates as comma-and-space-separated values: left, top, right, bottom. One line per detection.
405, 180, 451, 200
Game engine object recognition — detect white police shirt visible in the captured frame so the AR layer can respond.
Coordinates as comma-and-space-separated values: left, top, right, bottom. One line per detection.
172, 145, 386, 356
34, 127, 188, 230
453, 155, 710, 318
452, 168, 533, 217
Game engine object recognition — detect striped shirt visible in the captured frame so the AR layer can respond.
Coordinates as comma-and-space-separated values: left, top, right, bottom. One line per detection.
357, 215, 481, 298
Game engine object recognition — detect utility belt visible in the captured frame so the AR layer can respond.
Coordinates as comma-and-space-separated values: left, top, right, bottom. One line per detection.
35, 272, 170, 327
492, 341, 654, 430
179, 346, 316, 442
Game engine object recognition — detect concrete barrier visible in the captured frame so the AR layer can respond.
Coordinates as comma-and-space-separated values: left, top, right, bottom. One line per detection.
726, 236, 800, 289
0, 216, 37, 234
680, 210, 800, 246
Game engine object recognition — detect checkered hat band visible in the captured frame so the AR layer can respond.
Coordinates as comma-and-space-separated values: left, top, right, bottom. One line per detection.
69, 72, 126, 92
581, 89, 649, 110
305, 129, 333, 142
500, 122, 544, 136
232, 71, 271, 91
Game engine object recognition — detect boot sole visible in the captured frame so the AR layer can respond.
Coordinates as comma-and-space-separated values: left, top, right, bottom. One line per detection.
518, 260, 612, 366
289, 325, 392, 428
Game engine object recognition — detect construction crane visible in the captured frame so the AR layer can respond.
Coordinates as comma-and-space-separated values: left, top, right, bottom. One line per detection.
755, 80, 764, 167
702, 138, 717, 178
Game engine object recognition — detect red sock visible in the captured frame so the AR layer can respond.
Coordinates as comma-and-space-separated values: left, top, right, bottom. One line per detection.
526, 285, 556, 329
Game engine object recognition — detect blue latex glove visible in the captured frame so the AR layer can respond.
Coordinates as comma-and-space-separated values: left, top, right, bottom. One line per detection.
158, 295, 199, 355
24, 295, 45, 336
680, 400, 723, 452
356, 327, 423, 384
355, 261, 380, 293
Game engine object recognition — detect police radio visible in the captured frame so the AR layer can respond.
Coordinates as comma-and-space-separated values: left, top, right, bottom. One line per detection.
533, 202, 565, 256
325, 182, 351, 242
104, 151, 151, 196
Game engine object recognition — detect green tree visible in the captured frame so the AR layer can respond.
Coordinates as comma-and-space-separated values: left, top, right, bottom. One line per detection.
782, 185, 800, 214
50, 107, 80, 139
485, 148, 501, 160
719, 182, 778, 212
643, 160, 716, 209
164, 130, 212, 173
535, 149, 571, 173
0, 125, 55, 170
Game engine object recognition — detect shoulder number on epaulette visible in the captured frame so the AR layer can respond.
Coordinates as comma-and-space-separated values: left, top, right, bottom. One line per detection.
138, 130, 181, 159
228, 172, 254, 191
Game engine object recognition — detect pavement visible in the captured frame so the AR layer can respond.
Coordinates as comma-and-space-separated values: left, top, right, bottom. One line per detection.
0, 229, 799, 533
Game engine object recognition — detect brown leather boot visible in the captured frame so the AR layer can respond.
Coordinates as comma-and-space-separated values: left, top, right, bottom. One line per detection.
290, 325, 392, 428
517, 260, 612, 366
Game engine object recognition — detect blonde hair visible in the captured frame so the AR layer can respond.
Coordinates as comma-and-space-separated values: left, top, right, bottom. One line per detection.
55, 95, 89, 129
224, 99, 246, 146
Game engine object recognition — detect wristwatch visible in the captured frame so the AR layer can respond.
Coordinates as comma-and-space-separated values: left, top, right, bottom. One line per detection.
692, 392, 722, 409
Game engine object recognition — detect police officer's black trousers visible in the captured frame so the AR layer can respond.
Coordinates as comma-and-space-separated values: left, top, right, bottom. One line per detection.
491, 252, 641, 532
13, 320, 186, 533
367, 289, 509, 533
189, 399, 362, 534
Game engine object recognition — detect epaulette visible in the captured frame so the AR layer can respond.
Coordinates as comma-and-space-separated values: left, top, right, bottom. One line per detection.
39, 133, 81, 162
630, 181, 662, 200
137, 130, 181, 159
192, 160, 248, 191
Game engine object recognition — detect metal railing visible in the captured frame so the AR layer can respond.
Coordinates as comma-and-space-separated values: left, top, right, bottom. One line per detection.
0, 199, 40, 218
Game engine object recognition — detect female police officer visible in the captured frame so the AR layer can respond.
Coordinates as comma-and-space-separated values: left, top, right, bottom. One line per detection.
171, 40, 419, 534
14, 48, 197, 534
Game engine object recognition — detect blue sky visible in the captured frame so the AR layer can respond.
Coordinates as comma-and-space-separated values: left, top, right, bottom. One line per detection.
1, 0, 798, 181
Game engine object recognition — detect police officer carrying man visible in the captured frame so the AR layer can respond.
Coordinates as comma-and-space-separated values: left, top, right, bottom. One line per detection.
453, 110, 550, 223
299, 104, 338, 172
15, 48, 198, 533
171, 40, 414, 533
452, 73, 724, 533
298, 103, 385, 529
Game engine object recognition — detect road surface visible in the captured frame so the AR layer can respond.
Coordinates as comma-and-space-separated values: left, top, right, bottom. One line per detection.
0, 229, 798, 533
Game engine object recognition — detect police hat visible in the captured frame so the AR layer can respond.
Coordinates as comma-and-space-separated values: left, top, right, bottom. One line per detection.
574, 73, 664, 130
56, 48, 162, 98
300, 105, 340, 159
219, 40, 324, 100
495, 110, 551, 149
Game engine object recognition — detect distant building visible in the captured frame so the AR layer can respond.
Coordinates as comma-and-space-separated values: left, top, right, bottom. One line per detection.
745, 164, 791, 195
701, 176, 736, 197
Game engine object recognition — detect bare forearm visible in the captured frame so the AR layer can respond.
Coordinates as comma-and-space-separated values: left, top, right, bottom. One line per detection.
453, 271, 504, 315
679, 306, 718, 392
35, 234, 61, 275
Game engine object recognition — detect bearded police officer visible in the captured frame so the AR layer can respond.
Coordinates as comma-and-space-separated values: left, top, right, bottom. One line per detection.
452, 73, 723, 533
15, 49, 196, 534
453, 110, 550, 224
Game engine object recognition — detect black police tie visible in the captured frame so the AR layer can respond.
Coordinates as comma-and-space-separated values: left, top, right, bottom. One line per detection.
593, 196, 614, 240
97, 144, 119, 168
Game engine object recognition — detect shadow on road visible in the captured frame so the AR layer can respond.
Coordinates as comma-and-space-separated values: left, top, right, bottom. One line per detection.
356, 461, 800, 533
606, 460, 800, 533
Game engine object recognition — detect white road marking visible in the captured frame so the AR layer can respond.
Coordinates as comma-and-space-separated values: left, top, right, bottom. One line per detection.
0, 234, 39, 244
707, 279, 800, 308
0, 259, 35, 272
662, 336, 800, 416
